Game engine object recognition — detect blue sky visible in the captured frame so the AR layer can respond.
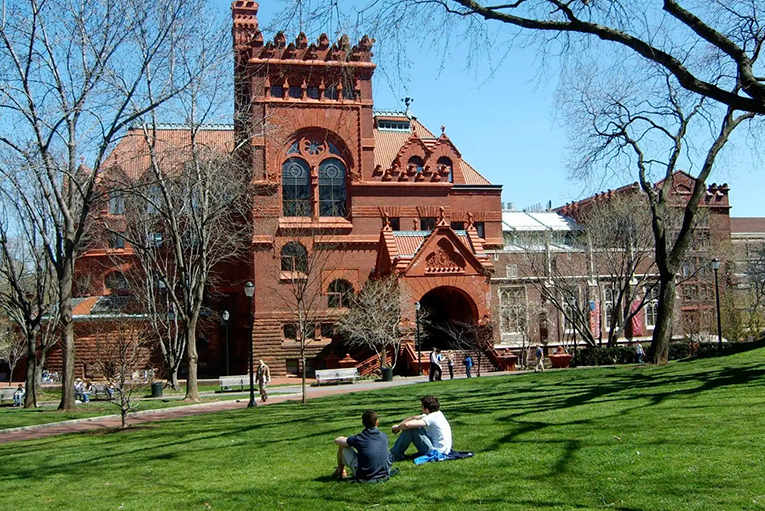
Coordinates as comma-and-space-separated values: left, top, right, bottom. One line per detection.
238, 1, 762, 218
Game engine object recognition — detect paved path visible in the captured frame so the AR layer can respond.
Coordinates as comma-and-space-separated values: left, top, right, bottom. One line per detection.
0, 375, 435, 444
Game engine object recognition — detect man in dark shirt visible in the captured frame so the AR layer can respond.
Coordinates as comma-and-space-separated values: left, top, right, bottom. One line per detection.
332, 410, 391, 481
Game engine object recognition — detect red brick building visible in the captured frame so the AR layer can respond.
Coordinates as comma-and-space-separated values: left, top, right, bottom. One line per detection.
62, 1, 503, 378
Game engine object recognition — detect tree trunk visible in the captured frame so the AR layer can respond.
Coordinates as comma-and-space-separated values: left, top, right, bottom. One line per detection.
24, 334, 37, 408
183, 321, 200, 401
169, 367, 180, 391
301, 352, 307, 404
58, 255, 76, 411
650, 276, 676, 364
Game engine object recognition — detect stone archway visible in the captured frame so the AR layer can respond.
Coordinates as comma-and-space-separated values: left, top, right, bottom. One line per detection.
419, 286, 478, 350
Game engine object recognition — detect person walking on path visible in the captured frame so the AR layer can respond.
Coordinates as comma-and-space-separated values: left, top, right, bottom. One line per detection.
332, 410, 391, 481
390, 395, 453, 461
429, 349, 442, 382
447, 353, 454, 380
463, 355, 473, 378
534, 345, 545, 373
635, 342, 645, 364
256, 359, 271, 402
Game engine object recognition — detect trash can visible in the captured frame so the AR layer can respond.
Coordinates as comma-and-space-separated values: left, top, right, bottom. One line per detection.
151, 381, 163, 398
381, 368, 393, 381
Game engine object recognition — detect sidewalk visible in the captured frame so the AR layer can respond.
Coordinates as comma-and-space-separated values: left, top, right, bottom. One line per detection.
0, 375, 429, 444
0, 369, 528, 444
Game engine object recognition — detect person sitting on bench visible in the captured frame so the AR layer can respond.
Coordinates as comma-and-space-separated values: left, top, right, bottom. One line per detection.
390, 395, 452, 461
332, 410, 391, 481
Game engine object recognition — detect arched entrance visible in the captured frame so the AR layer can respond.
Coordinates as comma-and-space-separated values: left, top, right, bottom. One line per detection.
418, 286, 478, 350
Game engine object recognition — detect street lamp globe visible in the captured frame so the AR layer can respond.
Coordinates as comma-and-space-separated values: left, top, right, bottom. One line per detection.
244, 281, 254, 298
221, 310, 229, 322
711, 258, 720, 270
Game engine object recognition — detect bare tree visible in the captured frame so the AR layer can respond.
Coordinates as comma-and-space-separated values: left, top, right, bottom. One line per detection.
105, 135, 252, 401
0, 197, 59, 406
560, 61, 755, 362
272, 232, 344, 404
335, 275, 404, 374
578, 192, 659, 346
93, 321, 153, 428
0, 325, 26, 386
428, 316, 494, 377
0, 0, 216, 410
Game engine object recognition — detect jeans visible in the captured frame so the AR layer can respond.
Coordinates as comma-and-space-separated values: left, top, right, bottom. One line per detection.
13, 394, 24, 406
390, 428, 434, 461
465, 366, 472, 378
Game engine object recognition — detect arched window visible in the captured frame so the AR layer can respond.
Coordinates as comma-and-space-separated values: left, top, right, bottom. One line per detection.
408, 156, 424, 173
327, 279, 354, 308
281, 242, 308, 273
319, 158, 347, 217
105, 272, 128, 292
282, 158, 311, 217
437, 156, 453, 183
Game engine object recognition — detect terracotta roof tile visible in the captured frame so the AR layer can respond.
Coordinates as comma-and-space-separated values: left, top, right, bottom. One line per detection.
392, 231, 428, 256
372, 118, 491, 186
102, 126, 234, 180
731, 217, 765, 234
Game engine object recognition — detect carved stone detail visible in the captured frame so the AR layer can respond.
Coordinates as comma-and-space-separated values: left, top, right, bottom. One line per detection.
425, 239, 465, 273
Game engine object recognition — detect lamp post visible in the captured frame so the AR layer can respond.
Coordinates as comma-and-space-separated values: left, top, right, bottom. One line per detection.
415, 301, 422, 376
711, 259, 723, 353
221, 310, 230, 376
244, 281, 256, 407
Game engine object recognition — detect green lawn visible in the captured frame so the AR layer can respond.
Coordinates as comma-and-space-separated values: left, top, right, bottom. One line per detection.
2, 349, 765, 511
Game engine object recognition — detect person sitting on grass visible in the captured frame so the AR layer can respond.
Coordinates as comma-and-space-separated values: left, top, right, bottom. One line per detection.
332, 410, 391, 482
390, 395, 452, 461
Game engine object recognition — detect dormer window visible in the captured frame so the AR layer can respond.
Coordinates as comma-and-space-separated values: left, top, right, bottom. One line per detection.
437, 156, 453, 183
378, 120, 410, 131
408, 156, 424, 173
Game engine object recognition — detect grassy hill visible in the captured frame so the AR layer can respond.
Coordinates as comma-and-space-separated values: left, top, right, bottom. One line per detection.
3, 348, 765, 511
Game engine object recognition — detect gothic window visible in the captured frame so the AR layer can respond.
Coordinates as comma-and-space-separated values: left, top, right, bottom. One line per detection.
327, 279, 354, 308
282, 136, 349, 218
318, 158, 347, 217
437, 156, 453, 183
105, 272, 128, 291
500, 287, 526, 336
645, 285, 659, 328
282, 158, 311, 216
280, 242, 308, 273
604, 286, 614, 329
408, 156, 424, 173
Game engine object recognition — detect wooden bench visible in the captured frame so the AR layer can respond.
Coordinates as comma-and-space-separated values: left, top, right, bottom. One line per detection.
219, 375, 250, 392
0, 387, 18, 404
315, 368, 359, 385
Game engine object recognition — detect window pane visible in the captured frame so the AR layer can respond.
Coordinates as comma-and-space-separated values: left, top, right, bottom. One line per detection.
271, 85, 283, 98
306, 86, 320, 99
324, 87, 338, 100
318, 158, 346, 217
390, 217, 400, 231
474, 222, 485, 239
282, 158, 311, 216
289, 86, 302, 98
420, 217, 436, 231
281, 242, 308, 273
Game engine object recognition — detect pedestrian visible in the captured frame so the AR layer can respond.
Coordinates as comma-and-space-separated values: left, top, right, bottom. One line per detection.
429, 349, 442, 381
534, 345, 545, 372
463, 354, 473, 378
256, 359, 271, 402
635, 342, 645, 364
447, 352, 454, 380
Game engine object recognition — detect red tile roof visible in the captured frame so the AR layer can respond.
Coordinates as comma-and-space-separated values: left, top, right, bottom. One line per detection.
372, 118, 491, 186
731, 217, 765, 234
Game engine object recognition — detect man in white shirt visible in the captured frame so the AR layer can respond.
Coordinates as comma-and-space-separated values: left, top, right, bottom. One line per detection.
390, 395, 452, 461
429, 349, 442, 381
